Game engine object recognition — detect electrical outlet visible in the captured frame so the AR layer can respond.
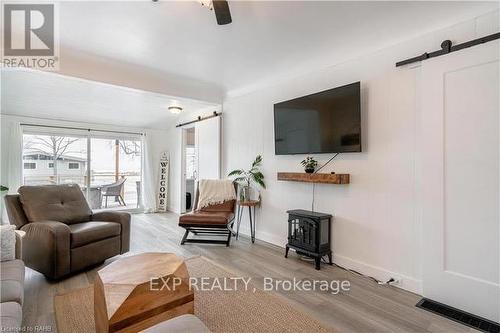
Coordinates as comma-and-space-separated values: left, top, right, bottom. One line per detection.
389, 278, 402, 286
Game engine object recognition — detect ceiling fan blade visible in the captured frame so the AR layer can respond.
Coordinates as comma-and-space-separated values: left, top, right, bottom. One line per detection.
212, 0, 232, 25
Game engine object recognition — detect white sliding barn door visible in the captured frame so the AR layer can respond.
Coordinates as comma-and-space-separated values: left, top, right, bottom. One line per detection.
195, 116, 221, 180
420, 41, 499, 321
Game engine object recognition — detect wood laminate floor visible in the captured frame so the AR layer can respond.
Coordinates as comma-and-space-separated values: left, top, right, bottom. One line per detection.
22, 213, 474, 333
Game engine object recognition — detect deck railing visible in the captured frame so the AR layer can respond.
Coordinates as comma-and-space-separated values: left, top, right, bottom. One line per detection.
23, 172, 141, 207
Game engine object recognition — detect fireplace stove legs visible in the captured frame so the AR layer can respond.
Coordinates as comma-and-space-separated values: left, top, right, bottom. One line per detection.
315, 252, 333, 270
285, 247, 333, 270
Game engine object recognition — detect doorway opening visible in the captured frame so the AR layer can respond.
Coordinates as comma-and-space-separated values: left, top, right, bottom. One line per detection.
179, 115, 221, 214
182, 127, 196, 213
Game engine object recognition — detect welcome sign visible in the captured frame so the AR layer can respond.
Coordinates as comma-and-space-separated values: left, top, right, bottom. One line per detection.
157, 152, 169, 212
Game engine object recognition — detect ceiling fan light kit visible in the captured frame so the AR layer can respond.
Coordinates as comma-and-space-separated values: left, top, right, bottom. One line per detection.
198, 0, 232, 25
198, 0, 213, 10
153, 0, 232, 25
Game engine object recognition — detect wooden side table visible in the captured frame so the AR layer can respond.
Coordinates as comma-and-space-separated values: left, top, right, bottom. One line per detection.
235, 200, 260, 243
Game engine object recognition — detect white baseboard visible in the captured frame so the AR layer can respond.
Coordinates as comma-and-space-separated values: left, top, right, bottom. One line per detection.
334, 254, 422, 294
167, 205, 180, 214
238, 227, 422, 295
237, 227, 286, 247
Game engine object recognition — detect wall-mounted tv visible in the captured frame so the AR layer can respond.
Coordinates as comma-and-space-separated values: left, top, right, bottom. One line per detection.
274, 82, 361, 155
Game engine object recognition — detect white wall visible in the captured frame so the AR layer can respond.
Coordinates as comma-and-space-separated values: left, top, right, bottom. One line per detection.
199, 10, 499, 294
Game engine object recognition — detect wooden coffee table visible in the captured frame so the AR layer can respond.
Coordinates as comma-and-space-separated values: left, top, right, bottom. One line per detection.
94, 252, 194, 333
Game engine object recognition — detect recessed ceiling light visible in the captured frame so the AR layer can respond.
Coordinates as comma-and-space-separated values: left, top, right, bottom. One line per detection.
168, 106, 183, 114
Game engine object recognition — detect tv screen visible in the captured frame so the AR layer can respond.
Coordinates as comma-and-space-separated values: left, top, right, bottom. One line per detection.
274, 82, 361, 155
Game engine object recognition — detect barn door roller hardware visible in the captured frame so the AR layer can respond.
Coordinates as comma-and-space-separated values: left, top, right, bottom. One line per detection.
176, 111, 221, 128
396, 32, 500, 67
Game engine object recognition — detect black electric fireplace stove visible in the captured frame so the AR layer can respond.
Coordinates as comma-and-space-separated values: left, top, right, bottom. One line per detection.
285, 209, 332, 270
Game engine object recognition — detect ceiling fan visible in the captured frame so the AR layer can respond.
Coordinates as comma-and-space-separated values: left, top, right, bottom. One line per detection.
153, 0, 232, 25
199, 0, 232, 25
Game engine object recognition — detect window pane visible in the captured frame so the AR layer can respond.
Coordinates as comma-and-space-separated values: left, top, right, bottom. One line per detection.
22, 134, 87, 187
90, 138, 142, 210
23, 162, 36, 170
186, 146, 196, 179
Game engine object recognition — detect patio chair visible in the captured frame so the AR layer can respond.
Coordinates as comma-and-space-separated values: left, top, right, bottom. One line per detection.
102, 178, 127, 208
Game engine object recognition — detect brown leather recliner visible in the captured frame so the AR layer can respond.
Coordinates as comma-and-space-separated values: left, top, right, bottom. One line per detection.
4, 184, 130, 280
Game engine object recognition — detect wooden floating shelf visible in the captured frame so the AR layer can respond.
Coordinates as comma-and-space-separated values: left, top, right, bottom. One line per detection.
277, 172, 350, 184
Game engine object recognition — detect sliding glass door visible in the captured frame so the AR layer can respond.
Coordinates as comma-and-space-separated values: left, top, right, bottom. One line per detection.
90, 138, 142, 210
22, 133, 88, 187
22, 129, 142, 212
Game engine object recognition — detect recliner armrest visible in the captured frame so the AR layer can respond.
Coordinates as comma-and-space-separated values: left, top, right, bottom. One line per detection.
20, 221, 71, 279
14, 230, 25, 260
91, 211, 130, 253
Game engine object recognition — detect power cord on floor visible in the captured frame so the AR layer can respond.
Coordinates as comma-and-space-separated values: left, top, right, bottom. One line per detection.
298, 254, 395, 285
319, 255, 396, 285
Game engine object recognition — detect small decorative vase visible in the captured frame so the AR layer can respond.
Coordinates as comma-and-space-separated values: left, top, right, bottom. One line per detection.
305, 168, 315, 174
239, 185, 251, 202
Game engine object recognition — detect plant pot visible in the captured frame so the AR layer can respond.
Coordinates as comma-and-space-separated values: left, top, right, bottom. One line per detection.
305, 168, 315, 174
238, 185, 259, 202
239, 185, 251, 202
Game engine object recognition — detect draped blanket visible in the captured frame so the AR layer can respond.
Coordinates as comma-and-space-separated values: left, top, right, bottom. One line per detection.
196, 179, 236, 210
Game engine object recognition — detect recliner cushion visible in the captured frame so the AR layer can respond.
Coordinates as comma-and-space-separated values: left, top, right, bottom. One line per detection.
68, 222, 121, 248
179, 211, 234, 226
19, 184, 92, 224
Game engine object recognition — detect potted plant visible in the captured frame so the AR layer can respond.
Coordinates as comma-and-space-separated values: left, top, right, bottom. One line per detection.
301, 156, 318, 173
228, 155, 266, 201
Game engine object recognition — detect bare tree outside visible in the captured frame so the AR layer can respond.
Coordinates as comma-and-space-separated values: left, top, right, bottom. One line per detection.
119, 140, 141, 157
23, 136, 80, 176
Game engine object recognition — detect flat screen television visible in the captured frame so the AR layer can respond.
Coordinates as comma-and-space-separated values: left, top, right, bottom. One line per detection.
274, 81, 361, 155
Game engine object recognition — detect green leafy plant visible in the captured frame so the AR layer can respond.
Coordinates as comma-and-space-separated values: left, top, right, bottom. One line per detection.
228, 155, 266, 189
0, 185, 8, 192
301, 156, 318, 172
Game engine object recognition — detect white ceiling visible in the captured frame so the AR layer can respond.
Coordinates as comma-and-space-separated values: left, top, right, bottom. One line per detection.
58, 1, 499, 94
1, 69, 218, 129
2, 1, 498, 129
